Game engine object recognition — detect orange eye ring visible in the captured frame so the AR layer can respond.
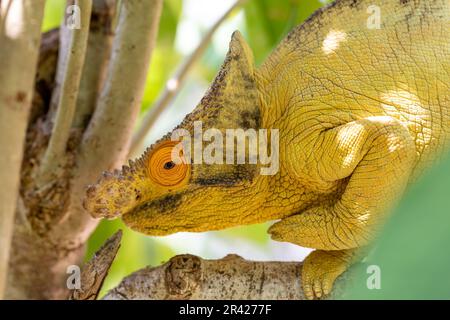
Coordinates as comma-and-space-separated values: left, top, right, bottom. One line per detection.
148, 141, 190, 187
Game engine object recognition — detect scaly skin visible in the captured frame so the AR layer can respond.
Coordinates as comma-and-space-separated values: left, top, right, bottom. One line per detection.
84, 0, 450, 299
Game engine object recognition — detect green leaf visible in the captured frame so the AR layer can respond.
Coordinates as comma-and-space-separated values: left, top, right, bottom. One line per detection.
343, 152, 450, 299
158, 0, 183, 46
243, 0, 327, 64
220, 223, 271, 245
42, 0, 64, 32
139, 0, 182, 113
140, 46, 181, 112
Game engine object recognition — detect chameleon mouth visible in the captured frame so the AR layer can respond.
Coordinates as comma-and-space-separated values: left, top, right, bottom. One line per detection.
121, 205, 183, 236
122, 205, 208, 236
120, 191, 184, 228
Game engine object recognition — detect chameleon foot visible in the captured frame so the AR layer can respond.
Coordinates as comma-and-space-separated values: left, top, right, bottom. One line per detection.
302, 250, 351, 300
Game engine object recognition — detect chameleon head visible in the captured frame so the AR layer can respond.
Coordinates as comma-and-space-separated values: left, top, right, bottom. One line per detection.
83, 139, 191, 223
83, 140, 190, 221
83, 31, 271, 235
84, 136, 269, 235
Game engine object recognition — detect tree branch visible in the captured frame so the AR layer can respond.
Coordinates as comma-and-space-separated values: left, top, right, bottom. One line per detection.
37, 0, 92, 184
70, 230, 122, 300
0, 0, 45, 299
72, 0, 117, 129
129, 0, 247, 157
74, 231, 348, 300
102, 253, 349, 300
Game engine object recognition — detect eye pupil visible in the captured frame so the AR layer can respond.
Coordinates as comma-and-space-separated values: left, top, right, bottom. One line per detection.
163, 161, 175, 170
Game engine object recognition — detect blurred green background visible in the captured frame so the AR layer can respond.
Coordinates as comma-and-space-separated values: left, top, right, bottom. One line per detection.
342, 151, 450, 299
41, 0, 450, 299
41, 0, 332, 297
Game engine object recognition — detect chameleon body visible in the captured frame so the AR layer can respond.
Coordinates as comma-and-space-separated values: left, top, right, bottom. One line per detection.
84, 0, 450, 299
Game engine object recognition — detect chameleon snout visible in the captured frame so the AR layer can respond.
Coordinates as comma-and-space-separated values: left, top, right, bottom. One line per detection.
83, 169, 142, 219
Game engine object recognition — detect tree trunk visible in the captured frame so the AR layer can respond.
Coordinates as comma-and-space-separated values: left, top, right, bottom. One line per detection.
5, 0, 163, 299
0, 0, 46, 299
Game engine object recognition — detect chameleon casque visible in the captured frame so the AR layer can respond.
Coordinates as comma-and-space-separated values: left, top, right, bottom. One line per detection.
84, 0, 450, 299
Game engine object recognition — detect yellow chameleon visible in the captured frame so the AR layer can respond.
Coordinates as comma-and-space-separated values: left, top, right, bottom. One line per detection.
84, 0, 450, 299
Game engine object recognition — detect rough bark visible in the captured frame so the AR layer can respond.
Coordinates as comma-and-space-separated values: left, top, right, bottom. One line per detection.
72, 0, 116, 129
70, 230, 122, 300
69, 231, 347, 300
6, 0, 163, 299
37, 0, 93, 188
102, 254, 349, 300
0, 0, 46, 299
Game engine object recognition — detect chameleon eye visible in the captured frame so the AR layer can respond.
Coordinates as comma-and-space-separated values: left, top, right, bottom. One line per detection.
163, 161, 176, 170
148, 141, 189, 187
